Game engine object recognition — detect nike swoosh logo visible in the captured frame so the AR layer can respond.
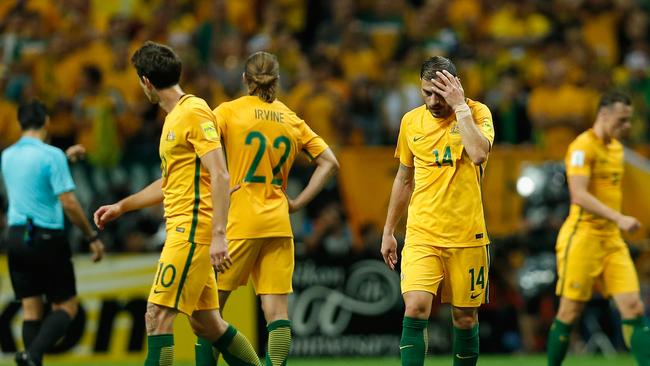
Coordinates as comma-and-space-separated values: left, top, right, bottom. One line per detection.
153, 289, 168, 294
470, 293, 482, 300
399, 345, 414, 350
456, 354, 477, 359
413, 136, 424, 142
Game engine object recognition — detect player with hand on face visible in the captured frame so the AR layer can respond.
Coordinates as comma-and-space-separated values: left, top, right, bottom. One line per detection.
381, 56, 494, 366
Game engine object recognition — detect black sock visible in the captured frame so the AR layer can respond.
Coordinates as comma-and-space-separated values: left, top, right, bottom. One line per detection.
22, 320, 42, 349
28, 310, 72, 363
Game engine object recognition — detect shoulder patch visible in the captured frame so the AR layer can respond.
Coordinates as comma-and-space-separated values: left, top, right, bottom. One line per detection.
571, 150, 585, 167
200, 121, 219, 141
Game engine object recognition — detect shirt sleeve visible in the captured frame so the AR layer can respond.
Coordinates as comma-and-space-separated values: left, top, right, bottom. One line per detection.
565, 138, 592, 177
299, 118, 329, 160
471, 103, 495, 146
394, 118, 414, 167
213, 104, 227, 138
187, 107, 222, 158
49, 149, 76, 195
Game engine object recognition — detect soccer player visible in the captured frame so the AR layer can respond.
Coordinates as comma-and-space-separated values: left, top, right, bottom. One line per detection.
194, 51, 339, 366
547, 91, 650, 365
2, 100, 105, 366
380, 56, 494, 366
93, 41, 260, 366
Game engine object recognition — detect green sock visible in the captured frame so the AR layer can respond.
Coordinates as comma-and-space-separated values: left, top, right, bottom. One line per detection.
265, 320, 291, 366
213, 324, 260, 366
547, 319, 572, 366
622, 316, 650, 366
453, 324, 479, 366
400, 317, 428, 366
196, 336, 218, 366
145, 334, 174, 366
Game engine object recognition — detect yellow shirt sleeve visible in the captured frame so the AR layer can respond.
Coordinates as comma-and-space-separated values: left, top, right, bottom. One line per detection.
213, 104, 227, 137
300, 119, 329, 160
394, 118, 414, 167
565, 138, 593, 177
186, 107, 222, 158
471, 103, 495, 146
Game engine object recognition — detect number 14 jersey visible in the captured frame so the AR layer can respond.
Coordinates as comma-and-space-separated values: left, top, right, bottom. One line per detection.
395, 99, 494, 247
214, 96, 328, 239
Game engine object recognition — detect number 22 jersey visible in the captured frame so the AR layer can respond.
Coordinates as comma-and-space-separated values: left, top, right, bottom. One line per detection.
213, 96, 328, 239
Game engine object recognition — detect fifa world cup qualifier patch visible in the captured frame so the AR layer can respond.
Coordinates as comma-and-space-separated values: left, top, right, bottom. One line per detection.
201, 121, 219, 141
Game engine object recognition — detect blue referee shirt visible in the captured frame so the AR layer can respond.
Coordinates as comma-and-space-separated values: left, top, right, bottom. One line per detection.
1, 136, 76, 229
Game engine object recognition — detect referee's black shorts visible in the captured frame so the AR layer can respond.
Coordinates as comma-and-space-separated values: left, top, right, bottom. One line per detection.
7, 225, 77, 303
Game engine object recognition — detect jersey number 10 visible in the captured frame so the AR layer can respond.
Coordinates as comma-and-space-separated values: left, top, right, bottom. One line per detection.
244, 131, 291, 185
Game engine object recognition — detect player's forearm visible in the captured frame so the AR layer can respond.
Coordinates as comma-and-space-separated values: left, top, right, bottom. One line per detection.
62, 196, 95, 237
292, 152, 339, 211
209, 171, 229, 237
118, 178, 164, 213
383, 175, 413, 235
573, 190, 623, 223
455, 104, 489, 164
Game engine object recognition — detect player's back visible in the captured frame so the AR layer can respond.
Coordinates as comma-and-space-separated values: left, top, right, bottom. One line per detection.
215, 95, 319, 239
160, 94, 221, 244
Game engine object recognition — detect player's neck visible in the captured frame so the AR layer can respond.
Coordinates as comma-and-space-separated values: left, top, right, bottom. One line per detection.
592, 121, 611, 144
157, 85, 186, 113
22, 129, 46, 141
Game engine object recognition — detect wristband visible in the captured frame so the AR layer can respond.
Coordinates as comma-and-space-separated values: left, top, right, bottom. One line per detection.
454, 104, 471, 119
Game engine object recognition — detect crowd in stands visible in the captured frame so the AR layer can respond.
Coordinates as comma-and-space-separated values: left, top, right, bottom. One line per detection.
0, 0, 649, 354
0, 0, 647, 253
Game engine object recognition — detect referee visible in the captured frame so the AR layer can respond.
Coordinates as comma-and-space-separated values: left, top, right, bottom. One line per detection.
1, 100, 104, 366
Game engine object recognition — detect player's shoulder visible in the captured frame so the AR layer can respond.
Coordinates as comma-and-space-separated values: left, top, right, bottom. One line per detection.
570, 130, 596, 149
401, 104, 427, 127
466, 98, 492, 116
41, 143, 68, 164
178, 95, 214, 121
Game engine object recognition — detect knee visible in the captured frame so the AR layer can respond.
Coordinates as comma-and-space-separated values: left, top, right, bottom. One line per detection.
54, 298, 78, 319
404, 301, 430, 319
556, 305, 581, 324
620, 297, 645, 319
452, 310, 478, 329
145, 303, 175, 335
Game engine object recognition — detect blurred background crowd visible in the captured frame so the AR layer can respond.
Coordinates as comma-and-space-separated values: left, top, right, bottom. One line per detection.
0, 0, 650, 356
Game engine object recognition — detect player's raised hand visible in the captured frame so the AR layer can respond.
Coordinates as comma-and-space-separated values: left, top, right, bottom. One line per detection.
90, 239, 105, 262
617, 215, 641, 233
210, 234, 232, 273
93, 203, 123, 230
65, 144, 86, 163
381, 233, 399, 270
430, 70, 465, 110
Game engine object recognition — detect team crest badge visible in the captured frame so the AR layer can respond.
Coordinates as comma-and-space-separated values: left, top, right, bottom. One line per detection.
450, 124, 460, 135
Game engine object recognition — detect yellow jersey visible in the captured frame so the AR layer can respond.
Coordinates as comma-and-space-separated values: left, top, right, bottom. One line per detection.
160, 94, 222, 244
562, 129, 624, 235
395, 99, 494, 247
214, 95, 329, 239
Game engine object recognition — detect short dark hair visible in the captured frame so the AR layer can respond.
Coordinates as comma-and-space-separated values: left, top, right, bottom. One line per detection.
17, 100, 47, 130
420, 56, 457, 81
598, 90, 632, 110
130, 41, 182, 89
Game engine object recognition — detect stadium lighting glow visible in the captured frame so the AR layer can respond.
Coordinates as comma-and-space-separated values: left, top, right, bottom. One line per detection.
516, 176, 535, 197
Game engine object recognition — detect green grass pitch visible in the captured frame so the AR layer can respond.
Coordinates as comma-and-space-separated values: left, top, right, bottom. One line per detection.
18, 354, 633, 366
